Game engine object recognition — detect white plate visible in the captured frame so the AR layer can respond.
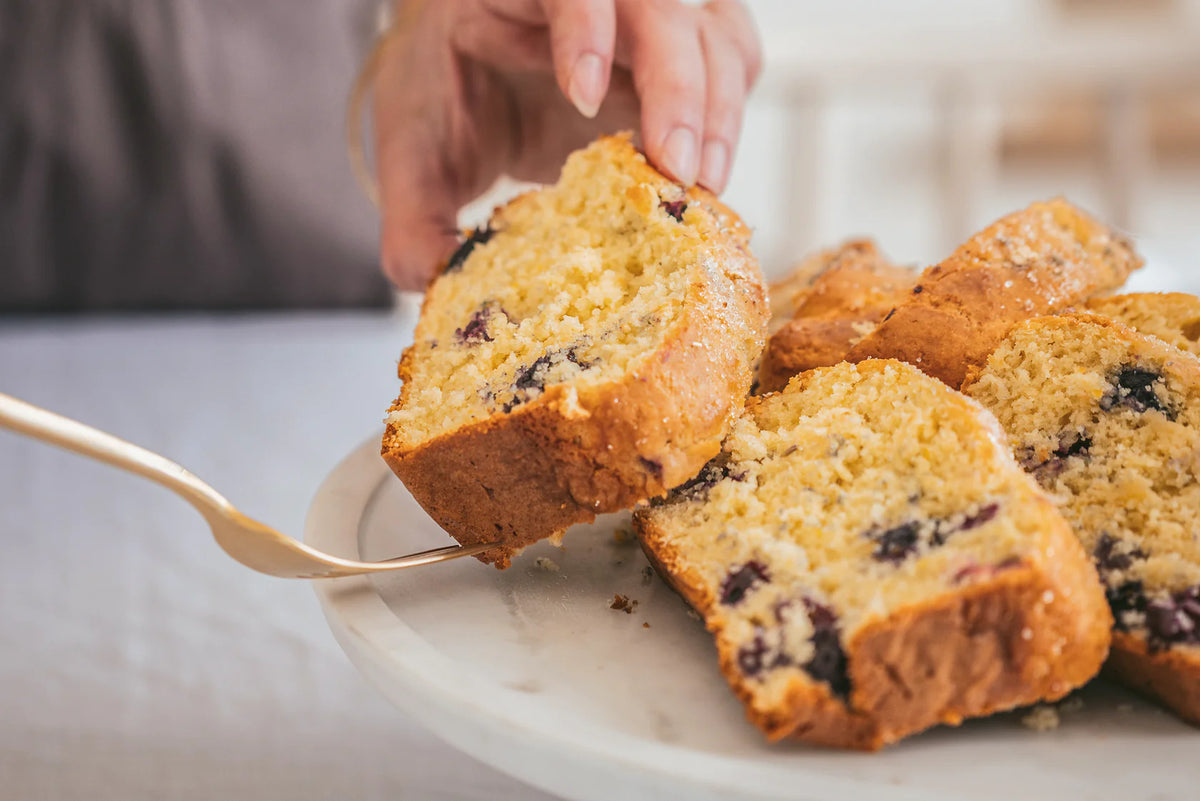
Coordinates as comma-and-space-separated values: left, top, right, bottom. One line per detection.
309, 439, 1199, 801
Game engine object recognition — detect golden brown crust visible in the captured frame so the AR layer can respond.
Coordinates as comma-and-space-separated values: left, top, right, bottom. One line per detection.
636, 489, 1111, 750
960, 312, 1200, 727
1105, 632, 1200, 726
760, 317, 876, 394
844, 199, 1142, 389
383, 139, 767, 567
760, 241, 915, 393
768, 240, 895, 325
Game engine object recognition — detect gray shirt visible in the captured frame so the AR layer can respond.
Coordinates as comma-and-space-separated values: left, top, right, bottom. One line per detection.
0, 0, 391, 311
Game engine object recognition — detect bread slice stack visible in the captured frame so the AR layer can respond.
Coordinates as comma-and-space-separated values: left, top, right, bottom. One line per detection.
383, 135, 1198, 744
636, 359, 1111, 749
382, 135, 767, 567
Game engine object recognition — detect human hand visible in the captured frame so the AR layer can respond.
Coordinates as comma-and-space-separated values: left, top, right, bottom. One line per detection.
372, 0, 762, 290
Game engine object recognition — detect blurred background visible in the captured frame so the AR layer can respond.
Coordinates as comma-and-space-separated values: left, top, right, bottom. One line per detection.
5, 0, 1199, 314
2, 2, 1199, 800
733, 0, 1200, 291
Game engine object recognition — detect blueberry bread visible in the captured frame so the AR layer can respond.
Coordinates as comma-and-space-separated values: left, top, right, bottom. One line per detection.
963, 315, 1200, 725
843, 199, 1142, 388
761, 241, 915, 393
1087, 292, 1200, 360
634, 359, 1111, 749
767, 240, 913, 332
383, 135, 767, 568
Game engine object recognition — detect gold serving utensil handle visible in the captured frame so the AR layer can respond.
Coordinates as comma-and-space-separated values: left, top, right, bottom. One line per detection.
0, 391, 494, 578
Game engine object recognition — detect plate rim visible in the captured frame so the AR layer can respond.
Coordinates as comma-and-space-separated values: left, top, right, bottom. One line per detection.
310, 437, 1200, 801
306, 437, 956, 801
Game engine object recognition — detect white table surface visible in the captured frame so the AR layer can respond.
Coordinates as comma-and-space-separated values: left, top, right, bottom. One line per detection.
0, 310, 559, 801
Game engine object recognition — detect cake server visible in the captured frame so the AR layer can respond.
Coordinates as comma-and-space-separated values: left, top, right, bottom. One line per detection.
0, 391, 495, 578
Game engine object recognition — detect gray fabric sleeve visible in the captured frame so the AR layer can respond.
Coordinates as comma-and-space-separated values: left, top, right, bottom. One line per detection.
0, 0, 391, 311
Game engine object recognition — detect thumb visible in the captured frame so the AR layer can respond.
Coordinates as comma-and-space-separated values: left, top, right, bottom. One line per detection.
379, 201, 459, 292
372, 14, 460, 292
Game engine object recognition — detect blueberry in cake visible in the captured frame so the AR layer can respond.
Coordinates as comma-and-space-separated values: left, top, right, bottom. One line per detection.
963, 314, 1200, 724
1087, 292, 1200, 360
634, 359, 1111, 749
842, 199, 1142, 388
759, 240, 916, 393
382, 135, 768, 568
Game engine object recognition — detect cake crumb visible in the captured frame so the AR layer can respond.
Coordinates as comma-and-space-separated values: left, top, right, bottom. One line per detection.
610, 594, 638, 614
1057, 695, 1085, 714
642, 622, 650, 628
612, 525, 635, 545
1021, 704, 1060, 731
534, 557, 560, 572
641, 565, 656, 585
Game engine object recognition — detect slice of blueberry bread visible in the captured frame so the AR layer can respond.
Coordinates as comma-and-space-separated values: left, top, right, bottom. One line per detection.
761, 241, 916, 393
963, 314, 1200, 724
634, 359, 1111, 749
767, 239, 913, 332
1087, 292, 1200, 360
843, 199, 1142, 388
383, 135, 767, 568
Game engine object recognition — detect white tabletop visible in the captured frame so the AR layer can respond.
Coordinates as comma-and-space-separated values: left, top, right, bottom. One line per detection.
0, 311, 558, 801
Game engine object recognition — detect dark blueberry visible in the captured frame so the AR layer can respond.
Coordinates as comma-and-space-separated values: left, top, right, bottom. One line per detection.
662, 199, 688, 222
667, 454, 747, 503
454, 305, 505, 344
959, 502, 1000, 532
1093, 533, 1146, 575
871, 503, 1001, 565
912, 285, 924, 294
804, 598, 838, 630
513, 352, 555, 393
1100, 366, 1173, 418
639, 456, 664, 480
1019, 431, 1092, 481
736, 634, 769, 677
802, 600, 850, 699
1146, 601, 1193, 643
444, 226, 495, 273
870, 521, 921, 564
1143, 584, 1200, 651
720, 561, 769, 606
501, 347, 592, 412
1056, 432, 1093, 460
1106, 580, 1147, 630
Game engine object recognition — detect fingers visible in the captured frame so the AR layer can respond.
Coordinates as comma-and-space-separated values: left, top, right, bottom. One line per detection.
376, 121, 460, 290
373, 31, 462, 290
543, 0, 616, 118
696, 1, 762, 192
695, 22, 746, 193
484, 0, 616, 118
451, 12, 554, 72
619, 0, 706, 186
703, 0, 763, 86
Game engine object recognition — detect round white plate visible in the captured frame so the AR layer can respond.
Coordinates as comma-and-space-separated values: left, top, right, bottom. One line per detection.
309, 438, 1199, 801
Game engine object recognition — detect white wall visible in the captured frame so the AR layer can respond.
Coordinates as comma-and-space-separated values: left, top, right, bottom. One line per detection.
727, 0, 1200, 291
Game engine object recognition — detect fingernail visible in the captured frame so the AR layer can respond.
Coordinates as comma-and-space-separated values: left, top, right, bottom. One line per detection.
699, 141, 729, 193
568, 53, 605, 118
661, 127, 698, 185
